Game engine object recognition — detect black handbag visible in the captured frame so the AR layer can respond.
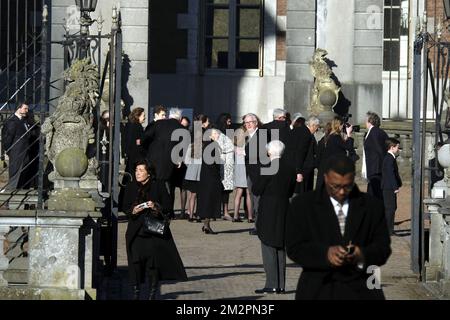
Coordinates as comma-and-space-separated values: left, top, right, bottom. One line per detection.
141, 211, 170, 237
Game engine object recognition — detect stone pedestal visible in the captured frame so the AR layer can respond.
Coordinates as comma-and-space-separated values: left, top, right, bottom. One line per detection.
423, 197, 450, 298
27, 211, 101, 299
0, 210, 101, 300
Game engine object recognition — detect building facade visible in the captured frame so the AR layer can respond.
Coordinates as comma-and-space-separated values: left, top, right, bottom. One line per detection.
45, 0, 435, 124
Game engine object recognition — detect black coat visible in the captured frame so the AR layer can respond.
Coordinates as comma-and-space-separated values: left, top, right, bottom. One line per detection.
196, 141, 223, 219
263, 120, 290, 144
252, 158, 295, 248
364, 127, 389, 178
124, 122, 145, 172
381, 153, 402, 190
284, 125, 312, 175
286, 186, 391, 300
142, 118, 187, 180
1, 114, 35, 189
245, 129, 269, 184
123, 180, 187, 285
316, 134, 355, 189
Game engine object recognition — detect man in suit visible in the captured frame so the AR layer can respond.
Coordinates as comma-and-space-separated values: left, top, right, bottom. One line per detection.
142, 108, 188, 218
362, 111, 389, 200
286, 154, 391, 299
303, 116, 320, 192
1, 101, 34, 190
263, 108, 290, 144
284, 114, 312, 197
381, 138, 402, 236
252, 140, 295, 294
243, 113, 269, 234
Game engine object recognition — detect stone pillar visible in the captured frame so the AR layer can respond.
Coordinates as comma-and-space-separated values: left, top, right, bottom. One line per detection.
0, 226, 10, 286
284, 0, 316, 116
423, 199, 444, 282
27, 211, 101, 299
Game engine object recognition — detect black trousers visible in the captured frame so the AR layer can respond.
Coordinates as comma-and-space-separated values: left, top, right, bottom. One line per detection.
367, 175, 383, 201
382, 189, 397, 235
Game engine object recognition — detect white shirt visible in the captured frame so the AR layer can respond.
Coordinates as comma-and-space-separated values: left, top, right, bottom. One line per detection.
248, 128, 258, 139
388, 151, 396, 159
361, 126, 373, 180
329, 197, 349, 218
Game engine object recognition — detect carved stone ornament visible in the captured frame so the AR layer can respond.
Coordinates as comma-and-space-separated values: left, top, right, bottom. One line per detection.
308, 48, 341, 118
42, 58, 99, 182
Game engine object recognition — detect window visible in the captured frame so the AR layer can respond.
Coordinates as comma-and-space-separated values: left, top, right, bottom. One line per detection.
203, 0, 263, 70
383, 0, 408, 71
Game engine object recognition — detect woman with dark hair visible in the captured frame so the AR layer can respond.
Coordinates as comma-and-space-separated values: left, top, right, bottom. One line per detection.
196, 128, 223, 234
216, 113, 232, 134
124, 107, 146, 174
195, 114, 210, 129
123, 160, 187, 300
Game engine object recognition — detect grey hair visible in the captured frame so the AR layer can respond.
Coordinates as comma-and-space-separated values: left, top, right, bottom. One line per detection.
169, 107, 182, 120
272, 108, 287, 119
306, 116, 320, 127
266, 140, 285, 158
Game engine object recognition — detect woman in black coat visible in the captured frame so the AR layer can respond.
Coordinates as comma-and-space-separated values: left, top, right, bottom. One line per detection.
124, 107, 146, 174
316, 117, 355, 189
196, 129, 223, 234
123, 160, 187, 300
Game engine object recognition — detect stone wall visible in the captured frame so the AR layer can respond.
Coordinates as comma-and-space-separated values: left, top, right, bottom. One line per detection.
284, 0, 384, 124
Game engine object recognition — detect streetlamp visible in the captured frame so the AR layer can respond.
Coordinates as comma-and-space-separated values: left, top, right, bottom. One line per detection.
75, 0, 98, 57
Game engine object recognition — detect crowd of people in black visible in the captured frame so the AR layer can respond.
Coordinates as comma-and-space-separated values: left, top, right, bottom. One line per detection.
119, 104, 402, 300
0, 101, 401, 300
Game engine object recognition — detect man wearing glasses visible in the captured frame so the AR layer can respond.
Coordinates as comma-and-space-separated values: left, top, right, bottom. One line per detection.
286, 154, 391, 299
243, 113, 267, 235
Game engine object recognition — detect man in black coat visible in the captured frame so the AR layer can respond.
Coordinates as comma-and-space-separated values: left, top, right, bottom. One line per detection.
362, 112, 389, 200
252, 140, 295, 294
286, 154, 391, 300
381, 138, 402, 235
142, 108, 188, 217
263, 108, 290, 144
244, 113, 270, 234
302, 116, 320, 192
1, 102, 34, 190
284, 115, 312, 196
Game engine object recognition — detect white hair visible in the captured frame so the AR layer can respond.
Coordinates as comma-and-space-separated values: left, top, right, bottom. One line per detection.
266, 140, 285, 158
272, 108, 287, 119
306, 116, 320, 127
169, 107, 182, 120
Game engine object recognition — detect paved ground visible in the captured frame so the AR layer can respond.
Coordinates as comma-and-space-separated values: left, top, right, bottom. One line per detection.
98, 180, 440, 300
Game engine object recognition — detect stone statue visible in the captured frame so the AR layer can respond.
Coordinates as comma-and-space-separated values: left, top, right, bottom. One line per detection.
308, 48, 341, 120
42, 58, 99, 183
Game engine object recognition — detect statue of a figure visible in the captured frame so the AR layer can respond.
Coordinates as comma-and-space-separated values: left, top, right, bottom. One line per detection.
42, 58, 99, 182
308, 48, 341, 117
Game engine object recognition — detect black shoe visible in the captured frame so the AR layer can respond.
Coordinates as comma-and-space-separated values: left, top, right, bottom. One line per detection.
254, 287, 278, 294
202, 226, 217, 234
232, 217, 243, 222
249, 229, 257, 235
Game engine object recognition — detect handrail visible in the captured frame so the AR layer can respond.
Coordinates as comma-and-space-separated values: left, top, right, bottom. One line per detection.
0, 69, 41, 111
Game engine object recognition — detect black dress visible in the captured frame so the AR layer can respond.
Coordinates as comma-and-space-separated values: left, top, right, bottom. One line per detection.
124, 122, 145, 174
123, 179, 187, 285
196, 141, 223, 219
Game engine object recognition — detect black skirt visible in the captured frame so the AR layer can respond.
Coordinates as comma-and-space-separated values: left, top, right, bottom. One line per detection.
182, 179, 198, 193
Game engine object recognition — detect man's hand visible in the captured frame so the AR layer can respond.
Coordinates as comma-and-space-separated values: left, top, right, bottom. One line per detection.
296, 173, 303, 183
327, 245, 348, 267
344, 245, 363, 265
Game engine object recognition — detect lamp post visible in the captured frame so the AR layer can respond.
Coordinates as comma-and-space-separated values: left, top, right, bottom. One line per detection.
75, 0, 98, 58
